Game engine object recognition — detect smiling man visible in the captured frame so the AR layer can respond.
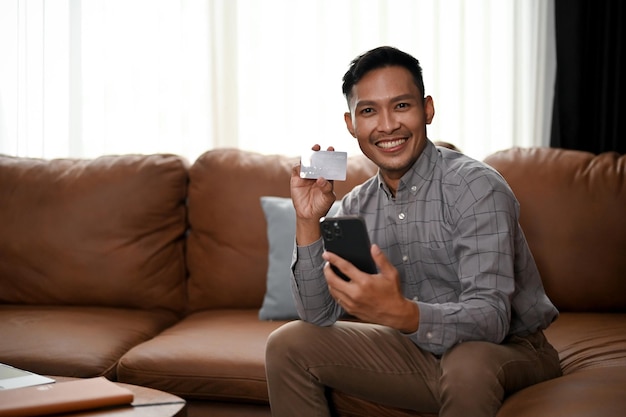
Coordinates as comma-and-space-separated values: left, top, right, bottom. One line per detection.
265, 46, 562, 417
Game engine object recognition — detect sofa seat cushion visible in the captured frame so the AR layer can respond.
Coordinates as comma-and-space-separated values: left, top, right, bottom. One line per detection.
543, 312, 626, 374
0, 305, 179, 379
495, 312, 626, 417
117, 309, 287, 403
496, 366, 626, 417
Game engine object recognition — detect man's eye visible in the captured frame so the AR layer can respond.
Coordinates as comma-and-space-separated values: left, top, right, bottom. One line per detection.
397, 102, 409, 109
360, 108, 374, 115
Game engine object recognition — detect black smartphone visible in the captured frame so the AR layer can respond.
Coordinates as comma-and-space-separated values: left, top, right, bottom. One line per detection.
319, 216, 377, 281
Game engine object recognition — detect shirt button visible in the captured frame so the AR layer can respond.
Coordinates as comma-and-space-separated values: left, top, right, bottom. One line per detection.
402, 255, 409, 263
412, 295, 419, 302
426, 332, 433, 339
411, 185, 417, 192
398, 212, 406, 220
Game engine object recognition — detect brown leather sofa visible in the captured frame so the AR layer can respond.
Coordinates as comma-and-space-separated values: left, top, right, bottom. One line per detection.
1, 145, 625, 417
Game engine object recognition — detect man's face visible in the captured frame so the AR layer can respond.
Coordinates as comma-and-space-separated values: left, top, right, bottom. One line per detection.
344, 66, 434, 183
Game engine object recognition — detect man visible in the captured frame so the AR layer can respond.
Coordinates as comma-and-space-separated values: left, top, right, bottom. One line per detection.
265, 46, 561, 417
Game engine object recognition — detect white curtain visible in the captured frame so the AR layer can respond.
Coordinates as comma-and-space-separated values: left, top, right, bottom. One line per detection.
0, 0, 555, 162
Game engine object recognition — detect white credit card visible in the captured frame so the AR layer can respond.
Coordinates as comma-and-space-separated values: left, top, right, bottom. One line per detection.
300, 151, 347, 181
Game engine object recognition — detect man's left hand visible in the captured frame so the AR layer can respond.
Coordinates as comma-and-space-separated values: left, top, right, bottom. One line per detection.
323, 244, 420, 333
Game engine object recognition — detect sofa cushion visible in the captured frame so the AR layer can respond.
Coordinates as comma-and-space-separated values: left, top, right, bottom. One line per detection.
258, 196, 341, 321
0, 154, 188, 312
496, 366, 626, 417
484, 148, 626, 312
118, 309, 286, 403
543, 312, 626, 374
186, 148, 377, 312
0, 305, 179, 379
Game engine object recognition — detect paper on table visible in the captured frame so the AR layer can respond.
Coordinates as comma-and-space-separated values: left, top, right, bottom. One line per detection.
0, 363, 55, 390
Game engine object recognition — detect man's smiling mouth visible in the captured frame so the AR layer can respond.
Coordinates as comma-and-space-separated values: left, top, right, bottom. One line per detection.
376, 138, 407, 149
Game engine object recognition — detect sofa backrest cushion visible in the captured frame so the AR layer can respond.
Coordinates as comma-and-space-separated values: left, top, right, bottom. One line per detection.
186, 148, 377, 312
0, 154, 188, 313
484, 147, 626, 312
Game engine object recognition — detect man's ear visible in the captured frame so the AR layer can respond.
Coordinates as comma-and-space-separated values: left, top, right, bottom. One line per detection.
424, 96, 435, 125
344, 112, 356, 137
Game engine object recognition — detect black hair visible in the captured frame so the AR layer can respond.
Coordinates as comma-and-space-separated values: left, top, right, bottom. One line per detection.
342, 46, 425, 105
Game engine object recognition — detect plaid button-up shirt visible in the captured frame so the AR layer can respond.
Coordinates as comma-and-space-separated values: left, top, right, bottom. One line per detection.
291, 140, 558, 355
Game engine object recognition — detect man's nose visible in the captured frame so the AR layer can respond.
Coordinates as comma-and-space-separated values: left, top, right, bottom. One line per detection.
377, 110, 399, 133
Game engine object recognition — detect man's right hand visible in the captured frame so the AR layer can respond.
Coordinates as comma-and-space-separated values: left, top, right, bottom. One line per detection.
291, 145, 337, 246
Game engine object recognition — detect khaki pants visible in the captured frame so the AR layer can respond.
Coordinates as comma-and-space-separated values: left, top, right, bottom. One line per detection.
265, 320, 561, 417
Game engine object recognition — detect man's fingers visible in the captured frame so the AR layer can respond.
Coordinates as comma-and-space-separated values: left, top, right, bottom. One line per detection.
292, 163, 301, 176
323, 251, 362, 283
371, 244, 392, 274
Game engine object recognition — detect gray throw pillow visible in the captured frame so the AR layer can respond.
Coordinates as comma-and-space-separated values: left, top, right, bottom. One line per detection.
259, 196, 340, 320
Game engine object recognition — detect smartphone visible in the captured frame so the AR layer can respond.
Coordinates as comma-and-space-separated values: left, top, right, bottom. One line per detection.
319, 216, 377, 281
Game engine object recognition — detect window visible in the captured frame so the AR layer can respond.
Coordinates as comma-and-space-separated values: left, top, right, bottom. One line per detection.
0, 0, 555, 162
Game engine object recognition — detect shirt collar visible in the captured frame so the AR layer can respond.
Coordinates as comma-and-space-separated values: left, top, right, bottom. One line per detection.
377, 139, 438, 198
